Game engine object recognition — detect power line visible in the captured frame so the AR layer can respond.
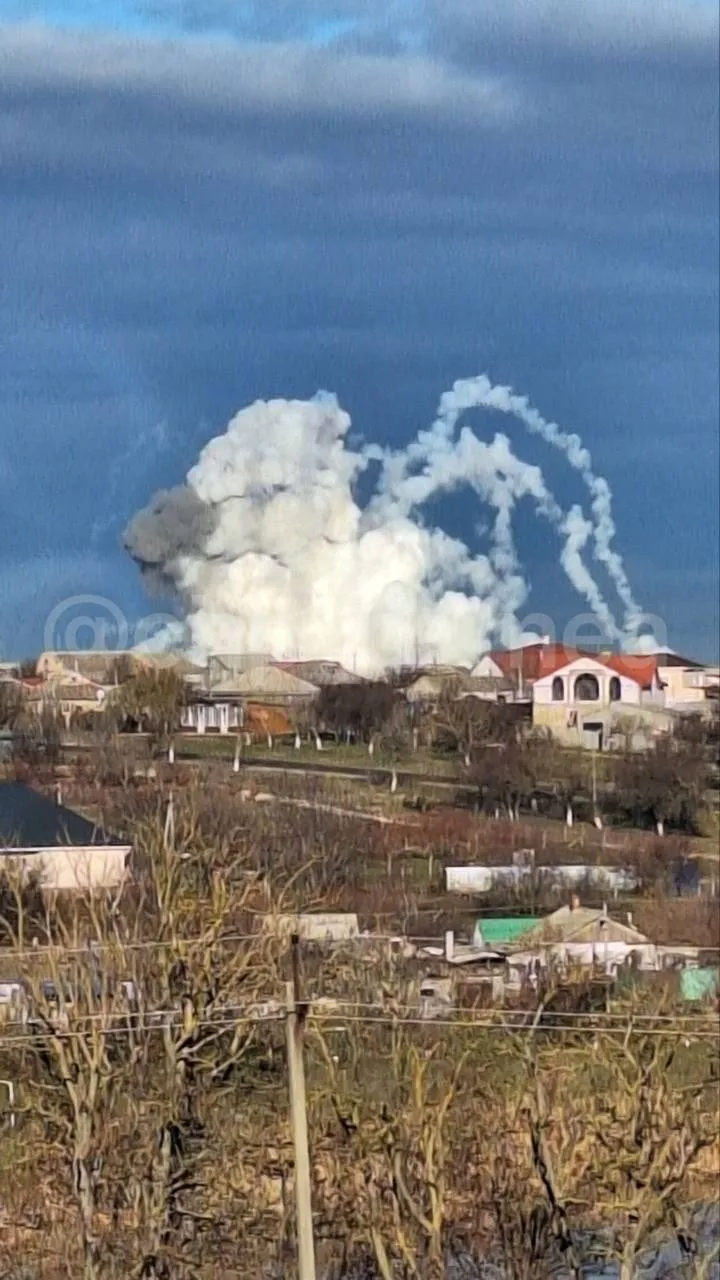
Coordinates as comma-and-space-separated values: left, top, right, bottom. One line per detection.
0, 996, 717, 1031
0, 931, 717, 961
311, 1000, 720, 1025
0, 1004, 716, 1047
304, 1011, 720, 1039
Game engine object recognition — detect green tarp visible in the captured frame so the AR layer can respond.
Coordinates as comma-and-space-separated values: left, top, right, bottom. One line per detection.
474, 917, 540, 946
680, 968, 719, 1002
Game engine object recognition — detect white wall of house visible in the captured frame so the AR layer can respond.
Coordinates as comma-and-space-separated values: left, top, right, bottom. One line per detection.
182, 702, 243, 734
510, 941, 658, 971
0, 845, 131, 892
532, 656, 668, 749
445, 865, 638, 894
533, 656, 645, 707
659, 665, 719, 710
262, 912, 360, 942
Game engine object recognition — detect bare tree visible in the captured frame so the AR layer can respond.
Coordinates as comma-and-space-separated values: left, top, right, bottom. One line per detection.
471, 733, 546, 822
123, 798, 284, 1277
433, 684, 492, 766
12, 701, 63, 766
511, 988, 720, 1280
616, 739, 704, 836
117, 669, 186, 753
0, 680, 25, 731
580, 1000, 718, 1279
16, 895, 139, 1280
315, 682, 398, 746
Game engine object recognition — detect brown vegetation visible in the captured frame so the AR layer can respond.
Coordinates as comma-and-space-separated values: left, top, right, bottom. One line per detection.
0, 776, 715, 1278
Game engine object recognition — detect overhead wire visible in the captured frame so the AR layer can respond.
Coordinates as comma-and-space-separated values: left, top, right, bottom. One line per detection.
0, 931, 717, 961
0, 1001, 716, 1046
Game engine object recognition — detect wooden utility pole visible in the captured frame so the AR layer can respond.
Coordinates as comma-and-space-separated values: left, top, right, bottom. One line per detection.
286, 936, 316, 1280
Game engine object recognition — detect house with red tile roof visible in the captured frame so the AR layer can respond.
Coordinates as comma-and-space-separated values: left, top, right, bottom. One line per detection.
531, 650, 668, 750
472, 641, 585, 691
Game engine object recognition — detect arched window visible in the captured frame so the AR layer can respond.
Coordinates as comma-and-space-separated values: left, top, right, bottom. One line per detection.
574, 672, 600, 702
552, 676, 565, 702
609, 675, 621, 703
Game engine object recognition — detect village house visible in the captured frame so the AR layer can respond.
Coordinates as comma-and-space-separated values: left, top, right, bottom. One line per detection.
530, 650, 669, 749
0, 782, 131, 892
183, 661, 318, 734
474, 638, 718, 746
274, 659, 363, 687
31, 670, 111, 728
181, 696, 293, 738
36, 649, 202, 683
206, 653, 276, 688
505, 899, 657, 972
644, 648, 720, 713
1, 669, 111, 729
403, 665, 471, 704
472, 639, 564, 695
37, 650, 134, 683
31, 650, 204, 728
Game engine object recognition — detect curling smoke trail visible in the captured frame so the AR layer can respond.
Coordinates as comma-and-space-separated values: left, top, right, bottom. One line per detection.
432, 376, 641, 636
124, 374, 639, 672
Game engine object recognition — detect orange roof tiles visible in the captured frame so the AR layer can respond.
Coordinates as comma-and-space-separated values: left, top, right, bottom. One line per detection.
600, 654, 659, 689
488, 644, 659, 689
489, 643, 583, 682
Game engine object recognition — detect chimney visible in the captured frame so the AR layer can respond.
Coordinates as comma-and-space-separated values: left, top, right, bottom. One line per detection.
444, 930, 454, 962
570, 893, 580, 912
626, 911, 633, 927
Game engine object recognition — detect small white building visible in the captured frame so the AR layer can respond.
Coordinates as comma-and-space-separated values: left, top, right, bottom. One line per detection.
0, 782, 130, 893
445, 864, 638, 895
261, 912, 360, 943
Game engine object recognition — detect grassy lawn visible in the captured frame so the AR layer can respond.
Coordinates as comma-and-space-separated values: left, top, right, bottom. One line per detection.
175, 734, 459, 777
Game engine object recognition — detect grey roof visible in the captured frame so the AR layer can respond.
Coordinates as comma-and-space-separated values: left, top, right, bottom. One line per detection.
212, 665, 319, 698
0, 783, 124, 850
209, 652, 275, 677
276, 660, 363, 686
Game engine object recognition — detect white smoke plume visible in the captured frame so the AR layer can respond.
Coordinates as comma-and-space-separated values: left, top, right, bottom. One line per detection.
124, 375, 640, 673
430, 376, 642, 635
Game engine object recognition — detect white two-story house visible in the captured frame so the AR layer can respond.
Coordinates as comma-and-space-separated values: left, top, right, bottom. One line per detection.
532, 652, 668, 750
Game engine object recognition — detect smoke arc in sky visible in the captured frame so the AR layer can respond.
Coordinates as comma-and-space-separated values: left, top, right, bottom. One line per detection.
124, 374, 640, 673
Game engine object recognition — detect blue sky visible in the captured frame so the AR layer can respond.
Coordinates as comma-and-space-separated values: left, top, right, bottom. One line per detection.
0, 0, 718, 660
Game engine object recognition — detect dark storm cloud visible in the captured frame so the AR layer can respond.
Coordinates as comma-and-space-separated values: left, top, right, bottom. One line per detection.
0, 10, 717, 657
